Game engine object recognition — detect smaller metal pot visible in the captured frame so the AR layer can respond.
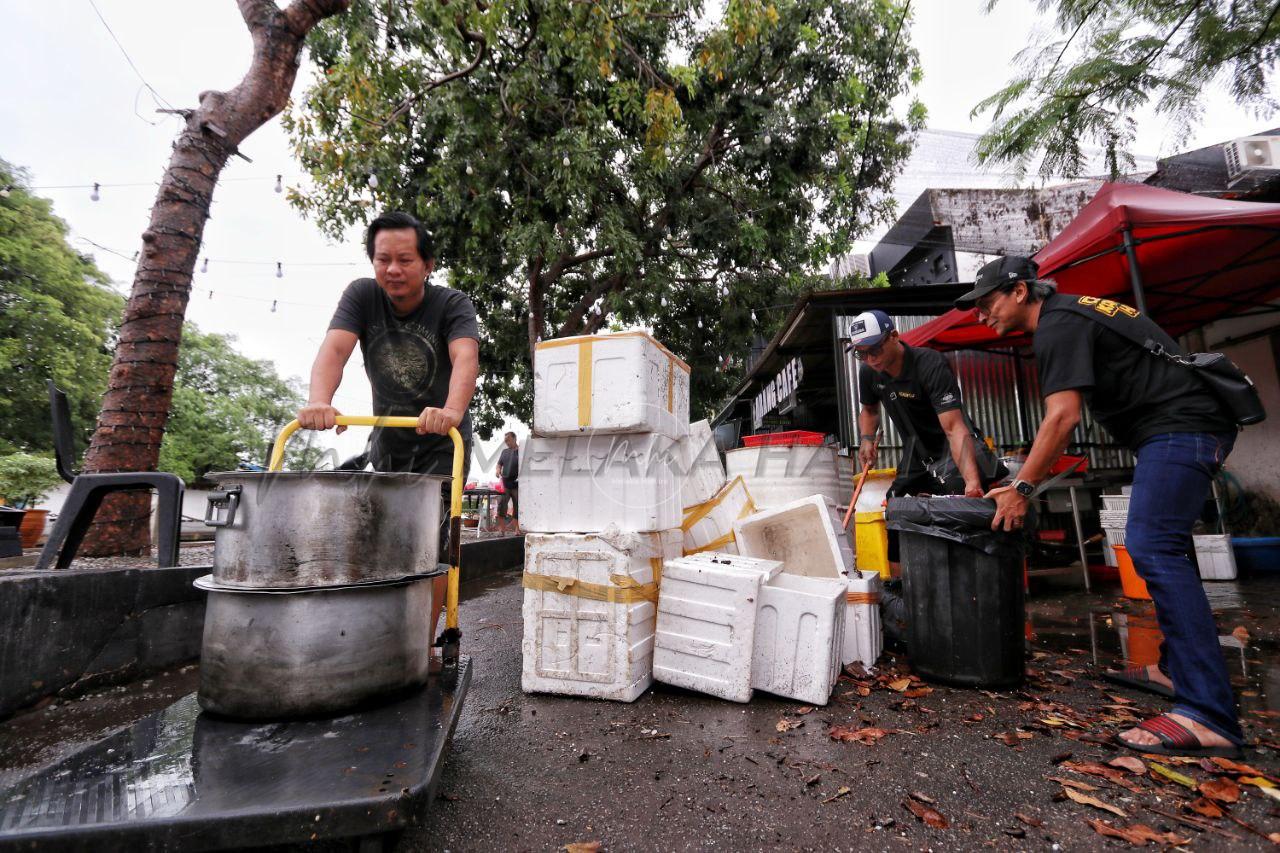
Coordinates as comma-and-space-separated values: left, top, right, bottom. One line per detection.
196, 573, 440, 720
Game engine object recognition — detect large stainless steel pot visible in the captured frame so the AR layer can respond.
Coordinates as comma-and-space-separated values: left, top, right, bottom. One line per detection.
204, 470, 447, 588
195, 574, 439, 720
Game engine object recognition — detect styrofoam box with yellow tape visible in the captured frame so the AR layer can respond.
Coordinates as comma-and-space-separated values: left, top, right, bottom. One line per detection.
752, 573, 846, 706
676, 419, 726, 509
681, 476, 755, 556
521, 434, 681, 533
533, 332, 691, 439
843, 571, 884, 669
734, 494, 854, 580
724, 445, 843, 509
653, 553, 782, 703
521, 528, 682, 702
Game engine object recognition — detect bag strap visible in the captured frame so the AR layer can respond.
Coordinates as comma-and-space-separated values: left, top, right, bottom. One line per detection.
1047, 297, 1188, 366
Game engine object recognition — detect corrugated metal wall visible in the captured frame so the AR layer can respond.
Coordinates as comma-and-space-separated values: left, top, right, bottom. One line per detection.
837, 314, 1135, 472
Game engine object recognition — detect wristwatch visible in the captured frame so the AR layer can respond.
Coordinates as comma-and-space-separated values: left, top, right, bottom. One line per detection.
1012, 479, 1035, 498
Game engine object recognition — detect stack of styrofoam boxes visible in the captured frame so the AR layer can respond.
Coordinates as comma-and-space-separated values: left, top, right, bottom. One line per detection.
1100, 494, 1129, 568
681, 476, 754, 556
521, 332, 691, 702
735, 495, 882, 674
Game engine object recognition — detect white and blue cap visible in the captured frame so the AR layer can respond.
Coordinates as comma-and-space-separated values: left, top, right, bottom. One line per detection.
845, 310, 895, 350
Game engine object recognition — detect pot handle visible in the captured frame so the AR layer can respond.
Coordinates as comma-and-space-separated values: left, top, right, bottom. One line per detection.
205, 486, 241, 527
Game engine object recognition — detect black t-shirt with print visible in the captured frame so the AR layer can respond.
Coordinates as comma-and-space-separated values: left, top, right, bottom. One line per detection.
1033, 292, 1234, 449
329, 278, 480, 473
859, 344, 964, 473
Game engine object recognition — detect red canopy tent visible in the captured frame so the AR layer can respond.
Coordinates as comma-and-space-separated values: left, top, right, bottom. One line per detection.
902, 183, 1280, 351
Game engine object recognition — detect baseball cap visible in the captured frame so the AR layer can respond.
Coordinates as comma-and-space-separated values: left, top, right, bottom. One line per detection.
845, 310, 895, 350
954, 256, 1039, 309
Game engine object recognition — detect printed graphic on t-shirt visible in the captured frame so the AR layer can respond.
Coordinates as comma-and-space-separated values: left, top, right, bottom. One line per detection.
364, 321, 442, 407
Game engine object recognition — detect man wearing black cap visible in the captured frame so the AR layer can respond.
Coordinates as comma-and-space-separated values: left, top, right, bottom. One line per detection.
956, 255, 1243, 759
849, 309, 1005, 572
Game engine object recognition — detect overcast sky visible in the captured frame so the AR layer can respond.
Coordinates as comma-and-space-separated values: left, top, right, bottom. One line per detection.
1, 1, 1269, 465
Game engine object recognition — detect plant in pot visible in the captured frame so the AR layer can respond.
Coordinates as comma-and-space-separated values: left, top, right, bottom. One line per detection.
0, 453, 62, 548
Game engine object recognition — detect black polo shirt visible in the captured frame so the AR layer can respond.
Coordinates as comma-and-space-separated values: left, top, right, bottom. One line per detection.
859, 344, 963, 472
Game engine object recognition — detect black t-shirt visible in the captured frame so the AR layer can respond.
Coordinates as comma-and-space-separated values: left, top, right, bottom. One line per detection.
498, 447, 519, 487
329, 278, 479, 473
1033, 293, 1234, 449
859, 344, 963, 473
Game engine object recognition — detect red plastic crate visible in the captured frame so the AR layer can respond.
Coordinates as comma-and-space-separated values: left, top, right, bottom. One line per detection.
742, 430, 826, 447
1048, 454, 1089, 476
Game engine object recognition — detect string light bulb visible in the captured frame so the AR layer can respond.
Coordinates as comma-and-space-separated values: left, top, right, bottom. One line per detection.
465, 163, 473, 175
367, 173, 378, 189
562, 156, 570, 167
762, 134, 771, 146
270, 299, 278, 312
200, 257, 209, 273
208, 290, 213, 300
0, 185, 11, 198
274, 174, 283, 193
90, 183, 101, 202
276, 262, 284, 278
751, 310, 757, 324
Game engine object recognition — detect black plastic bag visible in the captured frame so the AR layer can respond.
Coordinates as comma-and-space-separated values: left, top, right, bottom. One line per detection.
885, 496, 1036, 558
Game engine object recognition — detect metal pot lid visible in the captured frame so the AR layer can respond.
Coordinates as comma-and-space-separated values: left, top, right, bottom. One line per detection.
194, 570, 444, 595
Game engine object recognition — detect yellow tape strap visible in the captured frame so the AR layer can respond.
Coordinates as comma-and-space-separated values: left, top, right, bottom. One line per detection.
577, 339, 593, 428
534, 331, 691, 374
649, 557, 663, 588
522, 571, 659, 604
846, 591, 882, 605
685, 530, 736, 555
681, 476, 746, 531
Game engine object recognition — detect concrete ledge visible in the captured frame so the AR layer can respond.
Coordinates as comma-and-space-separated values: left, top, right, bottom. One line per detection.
0, 537, 523, 720
0, 565, 209, 720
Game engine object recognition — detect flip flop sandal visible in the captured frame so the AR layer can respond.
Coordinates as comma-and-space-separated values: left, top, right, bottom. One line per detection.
1102, 666, 1175, 699
1118, 714, 1244, 759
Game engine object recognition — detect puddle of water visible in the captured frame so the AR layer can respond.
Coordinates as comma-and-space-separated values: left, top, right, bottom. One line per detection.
1028, 576, 1280, 715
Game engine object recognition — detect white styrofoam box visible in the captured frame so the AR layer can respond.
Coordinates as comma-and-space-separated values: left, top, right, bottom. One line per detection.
522, 529, 682, 701
1194, 534, 1238, 581
752, 574, 845, 705
725, 445, 843, 510
734, 494, 853, 580
1102, 495, 1131, 512
676, 419, 727, 509
521, 434, 681, 533
533, 332, 691, 439
854, 468, 898, 514
843, 571, 884, 669
681, 477, 755, 556
652, 553, 782, 702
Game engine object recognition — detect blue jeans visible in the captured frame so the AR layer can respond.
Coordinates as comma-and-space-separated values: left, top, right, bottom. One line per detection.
1126, 430, 1241, 743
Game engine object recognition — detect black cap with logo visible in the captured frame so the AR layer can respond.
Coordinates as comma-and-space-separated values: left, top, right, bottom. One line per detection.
954, 256, 1039, 309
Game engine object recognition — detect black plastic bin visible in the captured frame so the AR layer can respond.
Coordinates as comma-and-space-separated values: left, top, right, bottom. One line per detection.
885, 496, 1033, 690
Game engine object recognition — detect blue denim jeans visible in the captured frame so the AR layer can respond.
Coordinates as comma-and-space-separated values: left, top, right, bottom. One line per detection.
1126, 430, 1241, 743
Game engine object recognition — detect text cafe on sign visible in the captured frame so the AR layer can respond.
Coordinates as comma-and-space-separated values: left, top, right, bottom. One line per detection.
751, 356, 804, 429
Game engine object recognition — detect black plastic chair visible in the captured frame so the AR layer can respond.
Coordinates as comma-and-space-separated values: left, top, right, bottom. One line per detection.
37, 380, 184, 570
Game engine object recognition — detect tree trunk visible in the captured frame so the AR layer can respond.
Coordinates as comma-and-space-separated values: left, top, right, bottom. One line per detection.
78, 0, 350, 557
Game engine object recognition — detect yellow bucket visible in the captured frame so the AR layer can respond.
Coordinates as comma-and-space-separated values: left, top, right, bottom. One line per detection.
854, 510, 891, 578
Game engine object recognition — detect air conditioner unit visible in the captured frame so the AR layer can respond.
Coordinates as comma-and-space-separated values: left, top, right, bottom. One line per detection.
1223, 136, 1280, 190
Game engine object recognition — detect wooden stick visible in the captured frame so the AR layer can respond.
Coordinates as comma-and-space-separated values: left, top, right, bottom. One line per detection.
842, 458, 873, 530
1144, 806, 1243, 841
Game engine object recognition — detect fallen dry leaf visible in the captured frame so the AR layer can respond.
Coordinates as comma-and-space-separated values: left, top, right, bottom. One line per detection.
564, 843, 602, 853
1015, 812, 1044, 828
1200, 777, 1241, 804
995, 731, 1033, 747
1213, 757, 1267, 776
1050, 776, 1100, 792
1062, 785, 1127, 818
1087, 819, 1188, 846
794, 705, 815, 715
1187, 797, 1225, 818
1107, 756, 1147, 776
1063, 761, 1143, 791
828, 725, 890, 745
776, 718, 802, 733
903, 687, 933, 698
1270, 833, 1280, 844
887, 678, 912, 692
1240, 775, 1276, 789
1232, 625, 1251, 644
902, 798, 949, 828
821, 785, 851, 804
909, 791, 935, 804
1150, 762, 1197, 789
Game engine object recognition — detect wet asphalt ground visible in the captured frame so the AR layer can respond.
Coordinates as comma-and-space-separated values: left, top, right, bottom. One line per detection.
5, 569, 1280, 850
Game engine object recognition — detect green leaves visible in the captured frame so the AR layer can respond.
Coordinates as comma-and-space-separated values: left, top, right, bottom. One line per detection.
976, 0, 1280, 178
288, 0, 922, 431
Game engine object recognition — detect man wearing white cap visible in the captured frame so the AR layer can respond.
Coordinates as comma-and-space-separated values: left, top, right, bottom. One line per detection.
849, 309, 1005, 571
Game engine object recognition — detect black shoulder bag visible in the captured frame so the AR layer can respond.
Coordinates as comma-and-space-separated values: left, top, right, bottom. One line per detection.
1054, 297, 1266, 427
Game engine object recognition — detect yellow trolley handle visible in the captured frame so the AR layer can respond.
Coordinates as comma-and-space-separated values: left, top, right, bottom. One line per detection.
269, 416, 466, 635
